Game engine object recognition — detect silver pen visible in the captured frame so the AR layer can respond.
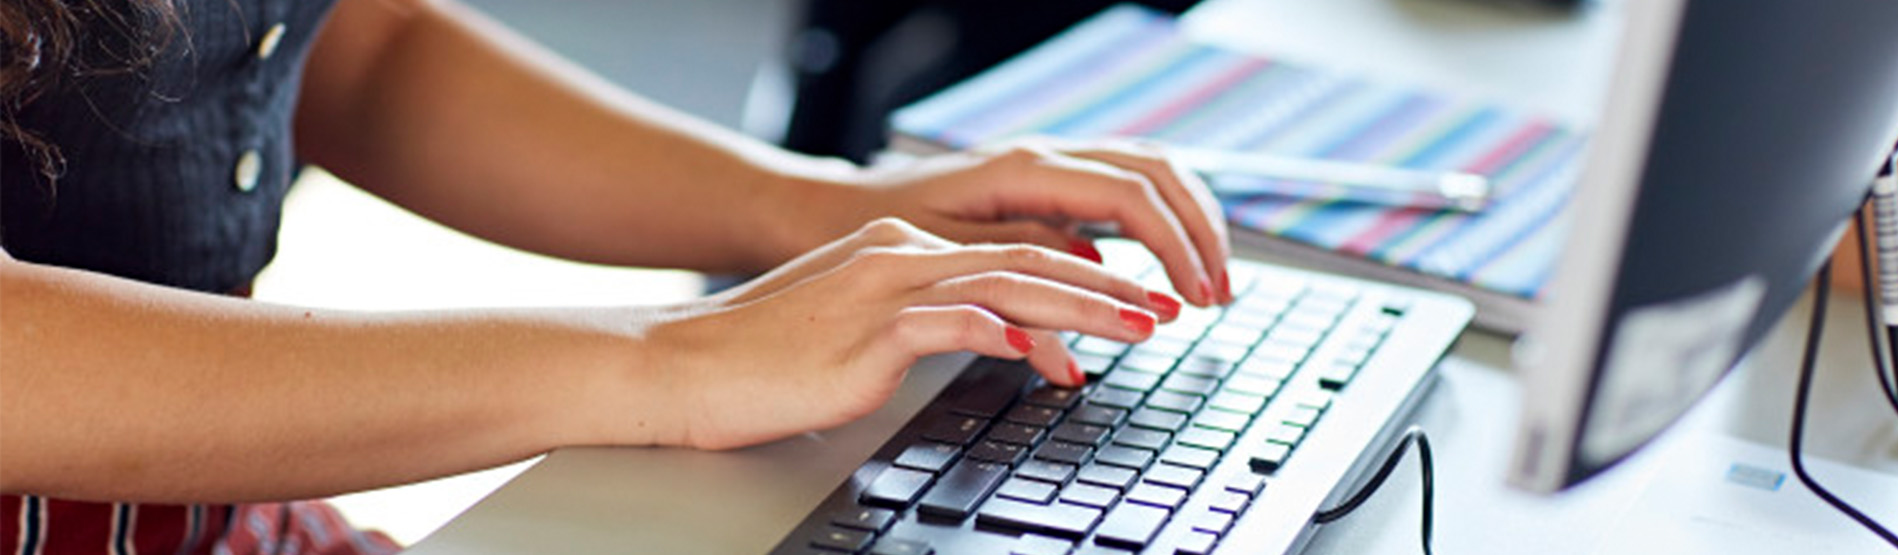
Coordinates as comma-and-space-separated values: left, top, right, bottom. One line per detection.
1170, 146, 1493, 212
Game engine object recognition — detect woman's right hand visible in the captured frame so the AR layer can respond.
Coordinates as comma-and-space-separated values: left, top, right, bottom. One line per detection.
638, 218, 1183, 451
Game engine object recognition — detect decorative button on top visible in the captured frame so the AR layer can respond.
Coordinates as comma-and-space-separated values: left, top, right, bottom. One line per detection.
256, 23, 287, 61
233, 149, 262, 192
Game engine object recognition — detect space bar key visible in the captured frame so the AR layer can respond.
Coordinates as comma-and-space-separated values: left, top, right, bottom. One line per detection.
975, 497, 1103, 539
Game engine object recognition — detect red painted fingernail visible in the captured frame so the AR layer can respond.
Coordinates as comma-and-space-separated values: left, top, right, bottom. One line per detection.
1069, 239, 1103, 264
1146, 291, 1182, 320
1197, 279, 1215, 305
1217, 272, 1233, 304
1118, 308, 1156, 336
1005, 326, 1037, 355
1068, 359, 1085, 385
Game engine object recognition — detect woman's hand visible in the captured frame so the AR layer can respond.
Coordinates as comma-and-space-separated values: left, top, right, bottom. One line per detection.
774, 137, 1233, 308
644, 218, 1183, 450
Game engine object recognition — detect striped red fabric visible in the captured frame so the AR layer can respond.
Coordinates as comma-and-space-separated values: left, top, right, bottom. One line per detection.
1, 496, 398, 555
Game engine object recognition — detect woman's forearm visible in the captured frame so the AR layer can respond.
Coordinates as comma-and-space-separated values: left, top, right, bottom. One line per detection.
0, 256, 676, 503
295, 0, 852, 274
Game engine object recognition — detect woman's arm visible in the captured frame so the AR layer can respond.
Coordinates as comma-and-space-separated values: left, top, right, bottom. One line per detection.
0, 250, 671, 503
295, 0, 848, 274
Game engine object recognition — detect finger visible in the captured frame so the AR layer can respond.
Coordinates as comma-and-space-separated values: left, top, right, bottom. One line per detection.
920, 271, 1159, 344
861, 243, 1182, 321
875, 305, 1082, 386
985, 146, 1217, 306
926, 218, 1104, 264
1022, 328, 1085, 387
1063, 143, 1233, 303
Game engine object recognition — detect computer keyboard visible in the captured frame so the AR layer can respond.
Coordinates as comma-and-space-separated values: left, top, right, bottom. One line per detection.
771, 251, 1471, 555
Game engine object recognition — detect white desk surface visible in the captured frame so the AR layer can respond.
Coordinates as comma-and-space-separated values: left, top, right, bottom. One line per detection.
408, 0, 1898, 552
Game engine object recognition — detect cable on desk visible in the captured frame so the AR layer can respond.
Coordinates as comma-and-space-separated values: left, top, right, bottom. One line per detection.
1313, 426, 1435, 555
1852, 207, 1898, 416
1788, 262, 1898, 548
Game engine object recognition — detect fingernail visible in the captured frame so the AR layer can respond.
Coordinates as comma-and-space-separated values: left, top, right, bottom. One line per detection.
1197, 279, 1215, 306
1069, 239, 1103, 264
1068, 359, 1085, 385
1118, 308, 1156, 336
1146, 291, 1182, 320
1005, 326, 1037, 355
1217, 272, 1233, 304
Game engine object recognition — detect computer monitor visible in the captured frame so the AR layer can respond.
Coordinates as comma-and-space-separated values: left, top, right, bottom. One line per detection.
1508, 0, 1898, 492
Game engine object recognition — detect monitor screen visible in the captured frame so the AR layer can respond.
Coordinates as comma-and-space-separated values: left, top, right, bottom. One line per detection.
1508, 0, 1898, 492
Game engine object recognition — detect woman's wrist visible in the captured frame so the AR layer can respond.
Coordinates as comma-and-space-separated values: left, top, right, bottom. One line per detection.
748, 158, 883, 270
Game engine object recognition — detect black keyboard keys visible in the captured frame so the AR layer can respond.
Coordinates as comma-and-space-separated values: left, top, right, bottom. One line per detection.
975, 497, 1103, 540
812, 527, 874, 552
893, 443, 960, 473
862, 467, 934, 508
921, 414, 988, 445
917, 460, 1009, 520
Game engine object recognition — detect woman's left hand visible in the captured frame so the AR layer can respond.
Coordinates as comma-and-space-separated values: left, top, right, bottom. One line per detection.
785, 137, 1233, 308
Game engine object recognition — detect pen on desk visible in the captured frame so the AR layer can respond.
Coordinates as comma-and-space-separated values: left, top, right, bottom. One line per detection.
1168, 146, 1493, 212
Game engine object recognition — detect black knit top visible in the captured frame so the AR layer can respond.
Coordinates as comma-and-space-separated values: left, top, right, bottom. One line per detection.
1, 0, 339, 294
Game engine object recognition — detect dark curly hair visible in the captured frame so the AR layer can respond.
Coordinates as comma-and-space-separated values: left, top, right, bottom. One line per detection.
1, 0, 180, 184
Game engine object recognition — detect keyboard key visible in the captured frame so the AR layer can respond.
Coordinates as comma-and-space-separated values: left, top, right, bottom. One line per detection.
1074, 354, 1116, 376
1006, 405, 1063, 428
862, 467, 934, 508
1264, 423, 1305, 446
1172, 356, 1236, 379
1265, 326, 1324, 350
987, 422, 1047, 446
1129, 335, 1194, 356
1144, 391, 1203, 414
869, 536, 933, 555
1112, 427, 1170, 451
831, 506, 896, 532
918, 460, 1009, 520
1223, 375, 1281, 398
1159, 375, 1218, 397
1249, 342, 1309, 365
1291, 390, 1335, 411
1208, 490, 1251, 514
976, 497, 1103, 540
1024, 385, 1084, 409
947, 364, 1030, 418
1175, 530, 1219, 555
1188, 510, 1235, 535
1284, 406, 1321, 428
1010, 534, 1073, 555
1087, 387, 1145, 410
1225, 473, 1266, 496
1160, 445, 1220, 470
893, 443, 960, 473
1317, 364, 1357, 390
1072, 336, 1130, 357
1237, 358, 1296, 380
921, 415, 988, 445
1058, 482, 1120, 508
1016, 460, 1077, 484
1033, 441, 1094, 466
1102, 369, 1161, 392
968, 440, 1029, 465
1176, 428, 1236, 452
1092, 445, 1154, 470
1142, 463, 1203, 490
1094, 503, 1170, 549
1249, 442, 1292, 473
1189, 342, 1250, 365
1050, 422, 1111, 447
1124, 482, 1187, 509
811, 527, 874, 552
1118, 353, 1177, 374
1068, 403, 1128, 427
1191, 411, 1250, 433
1207, 391, 1265, 415
1076, 464, 1138, 490
1205, 324, 1264, 347
1128, 408, 1187, 432
996, 476, 1059, 504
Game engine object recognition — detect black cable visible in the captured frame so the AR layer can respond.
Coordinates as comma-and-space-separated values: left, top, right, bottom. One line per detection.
1855, 202, 1898, 416
1788, 262, 1898, 548
1313, 426, 1435, 555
